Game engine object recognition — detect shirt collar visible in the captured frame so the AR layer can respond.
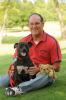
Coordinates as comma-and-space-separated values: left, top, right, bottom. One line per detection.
28, 31, 47, 43
40, 31, 47, 42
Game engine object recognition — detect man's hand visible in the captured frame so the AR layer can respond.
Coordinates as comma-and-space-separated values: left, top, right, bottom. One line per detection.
28, 65, 40, 75
53, 62, 61, 72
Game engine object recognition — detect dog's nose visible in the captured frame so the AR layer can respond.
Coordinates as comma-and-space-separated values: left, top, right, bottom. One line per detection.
23, 48, 26, 52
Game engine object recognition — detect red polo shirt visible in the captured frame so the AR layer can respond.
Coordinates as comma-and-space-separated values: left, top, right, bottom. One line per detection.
13, 32, 62, 65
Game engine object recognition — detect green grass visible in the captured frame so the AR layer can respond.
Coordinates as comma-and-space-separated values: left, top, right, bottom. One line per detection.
0, 52, 66, 100
2, 36, 23, 44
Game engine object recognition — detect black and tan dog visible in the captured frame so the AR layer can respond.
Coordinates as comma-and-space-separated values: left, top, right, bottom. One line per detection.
12, 42, 36, 86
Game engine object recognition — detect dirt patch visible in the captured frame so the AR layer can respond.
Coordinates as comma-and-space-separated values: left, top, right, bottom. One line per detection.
0, 44, 14, 55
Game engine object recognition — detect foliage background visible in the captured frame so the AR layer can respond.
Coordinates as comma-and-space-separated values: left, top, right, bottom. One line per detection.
0, 0, 66, 29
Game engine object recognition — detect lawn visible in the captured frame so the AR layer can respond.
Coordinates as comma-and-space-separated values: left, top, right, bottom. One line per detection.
0, 49, 66, 100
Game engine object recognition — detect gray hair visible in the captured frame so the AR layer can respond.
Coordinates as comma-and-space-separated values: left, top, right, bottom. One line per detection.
28, 13, 44, 23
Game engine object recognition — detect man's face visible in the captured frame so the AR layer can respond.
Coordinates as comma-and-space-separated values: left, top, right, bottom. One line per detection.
28, 15, 44, 36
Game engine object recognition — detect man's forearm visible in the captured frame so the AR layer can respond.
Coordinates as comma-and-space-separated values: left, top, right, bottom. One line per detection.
53, 62, 61, 72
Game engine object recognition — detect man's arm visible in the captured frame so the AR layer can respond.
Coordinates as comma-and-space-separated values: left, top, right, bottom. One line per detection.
53, 62, 61, 72
28, 65, 40, 75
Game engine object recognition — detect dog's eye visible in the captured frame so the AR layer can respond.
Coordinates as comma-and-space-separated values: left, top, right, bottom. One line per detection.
19, 46, 21, 48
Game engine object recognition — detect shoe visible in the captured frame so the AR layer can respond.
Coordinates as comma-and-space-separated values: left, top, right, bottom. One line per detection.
5, 87, 15, 96
5, 87, 23, 96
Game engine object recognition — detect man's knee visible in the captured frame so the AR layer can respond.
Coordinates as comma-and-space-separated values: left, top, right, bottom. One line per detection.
0, 74, 10, 87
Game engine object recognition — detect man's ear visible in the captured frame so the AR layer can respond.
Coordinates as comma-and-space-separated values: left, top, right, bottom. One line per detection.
14, 43, 18, 49
28, 42, 32, 48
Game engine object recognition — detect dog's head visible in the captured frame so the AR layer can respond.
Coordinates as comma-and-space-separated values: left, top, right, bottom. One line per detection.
14, 42, 32, 57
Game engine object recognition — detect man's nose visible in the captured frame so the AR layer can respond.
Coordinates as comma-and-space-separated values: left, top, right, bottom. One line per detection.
32, 24, 36, 28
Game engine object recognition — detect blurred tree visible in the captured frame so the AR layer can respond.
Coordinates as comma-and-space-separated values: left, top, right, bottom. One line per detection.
0, 0, 34, 29
34, 0, 58, 21
34, 0, 46, 20
53, 0, 66, 39
18, 1, 34, 29
0, 0, 11, 43
0, 0, 66, 42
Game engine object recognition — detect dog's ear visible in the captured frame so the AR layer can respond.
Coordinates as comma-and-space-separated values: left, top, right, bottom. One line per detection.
14, 43, 18, 49
28, 42, 32, 48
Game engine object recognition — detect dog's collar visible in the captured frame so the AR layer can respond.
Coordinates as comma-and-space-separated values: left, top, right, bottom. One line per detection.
17, 56, 23, 61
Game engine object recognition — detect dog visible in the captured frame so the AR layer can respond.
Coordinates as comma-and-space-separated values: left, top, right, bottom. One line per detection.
11, 42, 36, 86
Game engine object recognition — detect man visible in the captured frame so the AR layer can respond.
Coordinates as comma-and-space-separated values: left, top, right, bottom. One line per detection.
3, 13, 62, 96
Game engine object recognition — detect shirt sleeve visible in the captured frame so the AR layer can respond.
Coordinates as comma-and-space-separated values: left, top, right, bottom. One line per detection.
50, 40, 62, 64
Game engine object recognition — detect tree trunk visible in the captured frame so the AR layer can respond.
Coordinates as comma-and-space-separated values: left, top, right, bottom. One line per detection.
0, 8, 8, 44
53, 0, 66, 39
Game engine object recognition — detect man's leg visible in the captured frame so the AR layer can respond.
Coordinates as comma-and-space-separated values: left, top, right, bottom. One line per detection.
5, 74, 54, 96
18, 74, 53, 92
0, 74, 10, 87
